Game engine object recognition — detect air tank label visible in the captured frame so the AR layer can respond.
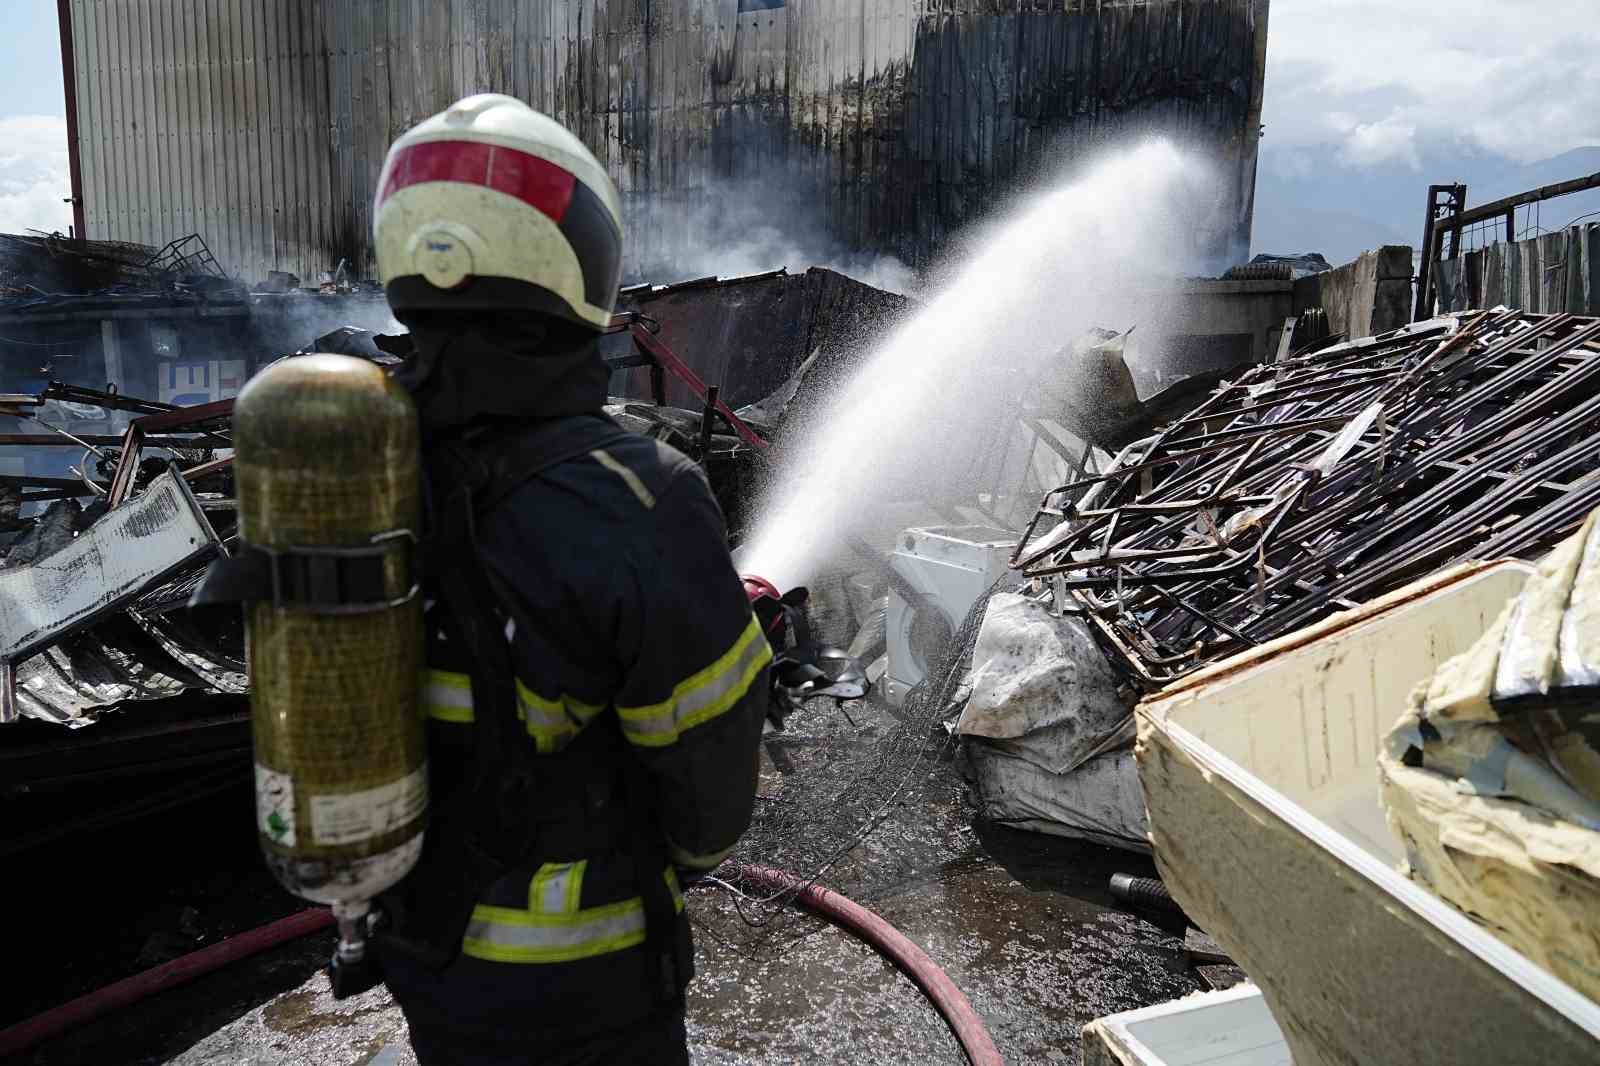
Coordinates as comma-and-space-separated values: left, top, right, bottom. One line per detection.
309, 766, 428, 846
255, 764, 297, 847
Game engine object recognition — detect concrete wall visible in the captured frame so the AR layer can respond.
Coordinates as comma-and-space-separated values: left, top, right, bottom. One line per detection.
65, 0, 1270, 284
1435, 224, 1600, 317
1293, 245, 1413, 341
1132, 248, 1415, 393
1167, 278, 1293, 361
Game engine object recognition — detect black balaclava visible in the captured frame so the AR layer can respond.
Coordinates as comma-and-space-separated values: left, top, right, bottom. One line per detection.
391, 310, 609, 436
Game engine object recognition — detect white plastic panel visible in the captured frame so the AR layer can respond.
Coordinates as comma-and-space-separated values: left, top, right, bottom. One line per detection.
1084, 984, 1289, 1066
0, 470, 218, 667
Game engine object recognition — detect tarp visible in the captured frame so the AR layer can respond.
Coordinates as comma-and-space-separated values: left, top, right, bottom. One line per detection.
957, 593, 1132, 774
966, 742, 1149, 852
958, 592, 1144, 849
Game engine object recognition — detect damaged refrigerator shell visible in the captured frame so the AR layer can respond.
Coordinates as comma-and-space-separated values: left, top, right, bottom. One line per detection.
1136, 560, 1600, 1065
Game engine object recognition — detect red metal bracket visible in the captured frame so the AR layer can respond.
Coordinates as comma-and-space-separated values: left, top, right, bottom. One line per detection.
624, 324, 770, 451
107, 398, 236, 507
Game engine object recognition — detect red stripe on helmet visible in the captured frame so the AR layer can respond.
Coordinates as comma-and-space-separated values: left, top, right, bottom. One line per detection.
377, 140, 576, 222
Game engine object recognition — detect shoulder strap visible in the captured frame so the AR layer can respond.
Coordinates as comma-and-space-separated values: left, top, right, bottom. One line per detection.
444, 413, 637, 515
420, 420, 628, 850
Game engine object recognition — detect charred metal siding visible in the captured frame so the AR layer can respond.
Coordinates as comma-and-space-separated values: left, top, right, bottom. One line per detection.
68, 0, 1268, 283
69, 0, 338, 286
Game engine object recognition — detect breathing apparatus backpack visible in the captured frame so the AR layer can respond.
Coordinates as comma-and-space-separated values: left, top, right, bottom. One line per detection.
200, 388, 681, 1000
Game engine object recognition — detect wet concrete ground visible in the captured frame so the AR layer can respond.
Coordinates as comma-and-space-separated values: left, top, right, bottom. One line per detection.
18, 698, 1200, 1065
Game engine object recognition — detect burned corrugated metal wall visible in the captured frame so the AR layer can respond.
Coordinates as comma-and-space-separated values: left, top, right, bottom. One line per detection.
1435, 224, 1600, 317
67, 0, 1268, 284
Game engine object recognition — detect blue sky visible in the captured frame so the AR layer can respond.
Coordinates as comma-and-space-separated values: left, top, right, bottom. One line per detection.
3, 1, 1597, 265
5, 2, 67, 115
0, 2, 70, 236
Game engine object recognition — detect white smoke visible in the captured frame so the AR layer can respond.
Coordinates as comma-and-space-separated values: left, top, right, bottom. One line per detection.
630, 173, 920, 295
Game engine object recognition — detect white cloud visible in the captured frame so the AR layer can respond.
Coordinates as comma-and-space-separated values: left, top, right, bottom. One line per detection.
1263, 1, 1600, 167
0, 114, 72, 236
1339, 117, 1419, 170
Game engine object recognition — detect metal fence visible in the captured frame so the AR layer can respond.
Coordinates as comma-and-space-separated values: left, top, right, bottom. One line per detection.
1435, 224, 1600, 317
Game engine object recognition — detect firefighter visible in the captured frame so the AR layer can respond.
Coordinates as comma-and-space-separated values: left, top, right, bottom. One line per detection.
369, 93, 770, 1064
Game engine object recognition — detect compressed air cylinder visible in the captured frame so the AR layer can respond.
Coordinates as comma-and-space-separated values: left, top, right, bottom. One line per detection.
234, 354, 426, 907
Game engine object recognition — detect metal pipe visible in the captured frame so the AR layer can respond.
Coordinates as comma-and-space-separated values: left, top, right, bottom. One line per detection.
0, 434, 217, 447
1016, 311, 1600, 685
1449, 171, 1600, 230
698, 384, 720, 461
55, 0, 87, 240
1416, 185, 1445, 322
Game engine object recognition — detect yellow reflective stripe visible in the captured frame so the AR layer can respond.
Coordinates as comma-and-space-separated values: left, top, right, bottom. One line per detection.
528, 861, 586, 915
567, 696, 605, 726
667, 838, 734, 872
589, 448, 656, 509
427, 672, 589, 737
516, 681, 570, 737
512, 679, 605, 753
423, 669, 474, 723
566, 860, 587, 913
513, 680, 603, 729
617, 616, 772, 748
424, 671, 604, 748
464, 869, 683, 965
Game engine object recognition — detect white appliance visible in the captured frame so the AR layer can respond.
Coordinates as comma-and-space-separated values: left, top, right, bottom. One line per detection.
883, 525, 1017, 707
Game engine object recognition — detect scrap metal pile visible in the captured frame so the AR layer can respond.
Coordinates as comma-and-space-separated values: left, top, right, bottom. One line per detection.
0, 385, 243, 726
0, 232, 231, 306
1012, 309, 1600, 686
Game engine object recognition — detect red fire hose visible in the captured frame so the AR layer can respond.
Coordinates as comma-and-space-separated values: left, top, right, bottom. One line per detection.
0, 907, 335, 1059
2, 871, 1002, 1065
732, 865, 1004, 1066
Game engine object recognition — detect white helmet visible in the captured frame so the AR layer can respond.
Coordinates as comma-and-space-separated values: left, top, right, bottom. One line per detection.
373, 94, 624, 331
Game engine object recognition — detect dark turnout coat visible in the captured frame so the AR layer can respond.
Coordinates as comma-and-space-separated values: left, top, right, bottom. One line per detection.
381, 323, 768, 1060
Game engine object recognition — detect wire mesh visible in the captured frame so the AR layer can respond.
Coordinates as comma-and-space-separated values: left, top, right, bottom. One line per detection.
701, 573, 1014, 956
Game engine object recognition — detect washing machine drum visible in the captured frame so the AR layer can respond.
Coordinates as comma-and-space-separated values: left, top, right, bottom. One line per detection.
903, 602, 955, 679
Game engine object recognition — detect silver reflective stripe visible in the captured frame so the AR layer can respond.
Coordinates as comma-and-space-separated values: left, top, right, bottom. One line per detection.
619, 709, 676, 743
464, 901, 647, 963
423, 670, 474, 723
463, 870, 682, 964
517, 687, 571, 732
514, 681, 578, 748
427, 671, 599, 750
670, 628, 770, 724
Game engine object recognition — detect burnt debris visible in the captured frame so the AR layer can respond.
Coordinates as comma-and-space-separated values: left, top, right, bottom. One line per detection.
1013, 309, 1600, 686
0, 267, 915, 729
